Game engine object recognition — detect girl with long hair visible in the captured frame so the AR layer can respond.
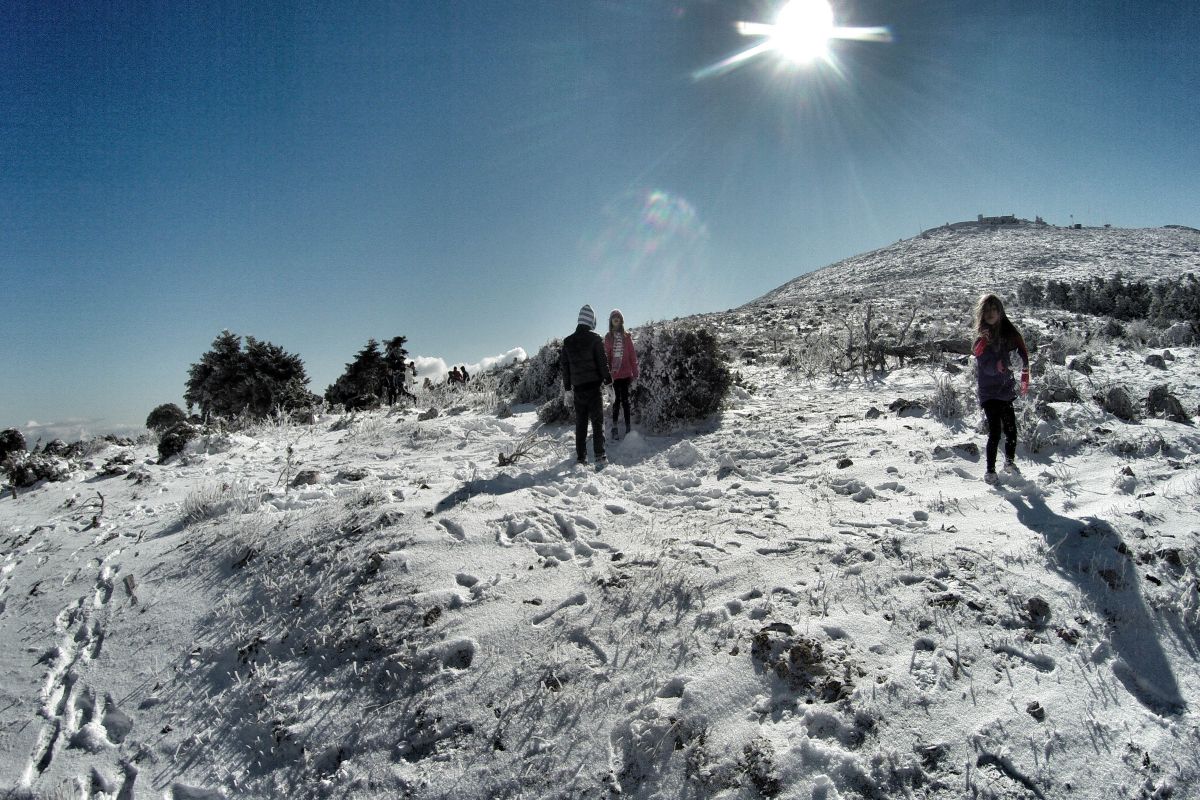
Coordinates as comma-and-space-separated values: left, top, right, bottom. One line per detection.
972, 293, 1030, 484
604, 309, 639, 440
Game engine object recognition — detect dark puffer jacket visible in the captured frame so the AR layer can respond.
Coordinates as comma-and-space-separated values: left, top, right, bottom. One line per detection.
561, 325, 612, 389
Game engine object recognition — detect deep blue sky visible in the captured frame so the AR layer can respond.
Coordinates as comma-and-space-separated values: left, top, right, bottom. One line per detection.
3, 0, 1197, 437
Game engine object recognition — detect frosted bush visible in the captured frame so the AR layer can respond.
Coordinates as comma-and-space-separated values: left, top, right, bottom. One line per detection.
2, 452, 71, 487
630, 323, 732, 433
514, 339, 563, 404
928, 374, 964, 420
182, 481, 262, 524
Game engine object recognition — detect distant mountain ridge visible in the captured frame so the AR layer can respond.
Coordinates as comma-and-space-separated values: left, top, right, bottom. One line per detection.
749, 222, 1200, 309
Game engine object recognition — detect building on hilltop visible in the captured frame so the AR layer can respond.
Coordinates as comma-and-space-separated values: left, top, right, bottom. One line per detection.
978, 213, 1018, 225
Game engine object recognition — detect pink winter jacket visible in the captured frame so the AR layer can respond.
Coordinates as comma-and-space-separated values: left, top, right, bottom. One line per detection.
604, 331, 639, 381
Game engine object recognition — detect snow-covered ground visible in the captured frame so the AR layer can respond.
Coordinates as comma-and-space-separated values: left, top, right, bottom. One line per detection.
3, 224, 1200, 799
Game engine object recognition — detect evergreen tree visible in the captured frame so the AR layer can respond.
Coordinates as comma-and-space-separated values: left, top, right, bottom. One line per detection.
325, 339, 390, 410
146, 403, 187, 434
184, 330, 315, 421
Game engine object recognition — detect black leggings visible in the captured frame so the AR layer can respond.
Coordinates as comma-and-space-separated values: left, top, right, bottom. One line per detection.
611, 378, 632, 428
982, 399, 1018, 471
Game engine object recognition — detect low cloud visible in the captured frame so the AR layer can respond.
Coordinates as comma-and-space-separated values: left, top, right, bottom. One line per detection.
412, 347, 527, 384
14, 418, 144, 445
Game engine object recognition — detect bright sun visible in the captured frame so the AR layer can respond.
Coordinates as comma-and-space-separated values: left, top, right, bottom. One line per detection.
771, 0, 835, 63
695, 0, 890, 81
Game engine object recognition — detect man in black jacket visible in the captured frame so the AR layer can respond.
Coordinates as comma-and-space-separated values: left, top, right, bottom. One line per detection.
561, 304, 612, 465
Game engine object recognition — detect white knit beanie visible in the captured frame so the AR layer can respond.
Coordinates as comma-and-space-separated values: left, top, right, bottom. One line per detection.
577, 304, 596, 329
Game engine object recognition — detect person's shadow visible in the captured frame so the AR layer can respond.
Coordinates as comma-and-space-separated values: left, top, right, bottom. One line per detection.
1002, 484, 1186, 716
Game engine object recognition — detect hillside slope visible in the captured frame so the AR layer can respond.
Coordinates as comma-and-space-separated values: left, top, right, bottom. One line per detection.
3, 224, 1200, 800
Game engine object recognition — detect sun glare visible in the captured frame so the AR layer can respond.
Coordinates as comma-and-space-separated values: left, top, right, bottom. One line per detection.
695, 0, 891, 81
772, 0, 834, 63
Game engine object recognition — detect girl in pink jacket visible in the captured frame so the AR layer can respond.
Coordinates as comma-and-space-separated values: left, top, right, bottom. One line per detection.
604, 309, 639, 439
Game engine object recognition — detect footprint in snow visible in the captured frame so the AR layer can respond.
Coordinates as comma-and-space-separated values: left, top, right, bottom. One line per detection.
439, 519, 466, 541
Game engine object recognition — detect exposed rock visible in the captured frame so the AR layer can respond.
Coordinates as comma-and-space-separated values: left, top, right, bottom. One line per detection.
836, 458, 854, 469
1144, 354, 1167, 370
1068, 356, 1093, 375
292, 469, 321, 487
1164, 322, 1195, 345
1147, 385, 1190, 424
417, 408, 439, 422
864, 407, 882, 419
1025, 596, 1051, 627
1099, 386, 1139, 422
42, 439, 70, 457
888, 398, 926, 416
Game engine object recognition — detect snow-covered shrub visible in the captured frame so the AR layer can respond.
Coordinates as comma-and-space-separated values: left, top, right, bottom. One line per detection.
536, 393, 572, 425
1042, 330, 1088, 366
158, 422, 199, 463
0, 428, 26, 461
514, 339, 562, 405
1122, 319, 1158, 348
146, 402, 187, 434
928, 375, 965, 420
182, 481, 262, 524
2, 451, 71, 487
631, 323, 732, 432
787, 331, 842, 380
1018, 403, 1056, 454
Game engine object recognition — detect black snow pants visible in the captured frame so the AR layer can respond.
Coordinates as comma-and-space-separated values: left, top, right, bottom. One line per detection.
573, 381, 606, 462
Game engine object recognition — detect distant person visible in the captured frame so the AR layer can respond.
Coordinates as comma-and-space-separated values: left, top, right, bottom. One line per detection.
604, 308, 639, 440
973, 293, 1030, 484
561, 303, 612, 466
448, 367, 462, 385
461, 365, 470, 383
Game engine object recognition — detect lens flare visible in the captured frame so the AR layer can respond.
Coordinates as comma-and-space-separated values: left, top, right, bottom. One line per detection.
584, 189, 710, 299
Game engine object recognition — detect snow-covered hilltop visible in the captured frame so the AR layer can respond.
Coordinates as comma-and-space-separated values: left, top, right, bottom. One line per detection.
755, 221, 1200, 308
2, 223, 1199, 799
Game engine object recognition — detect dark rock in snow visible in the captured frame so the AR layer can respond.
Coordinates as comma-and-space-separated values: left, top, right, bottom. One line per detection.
1025, 596, 1051, 627
1099, 386, 1139, 422
1144, 354, 1167, 370
888, 398, 926, 416
1147, 385, 1190, 423
292, 469, 321, 486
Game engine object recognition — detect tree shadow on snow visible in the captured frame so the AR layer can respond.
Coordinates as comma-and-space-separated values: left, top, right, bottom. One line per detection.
1001, 486, 1187, 717
434, 460, 585, 512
